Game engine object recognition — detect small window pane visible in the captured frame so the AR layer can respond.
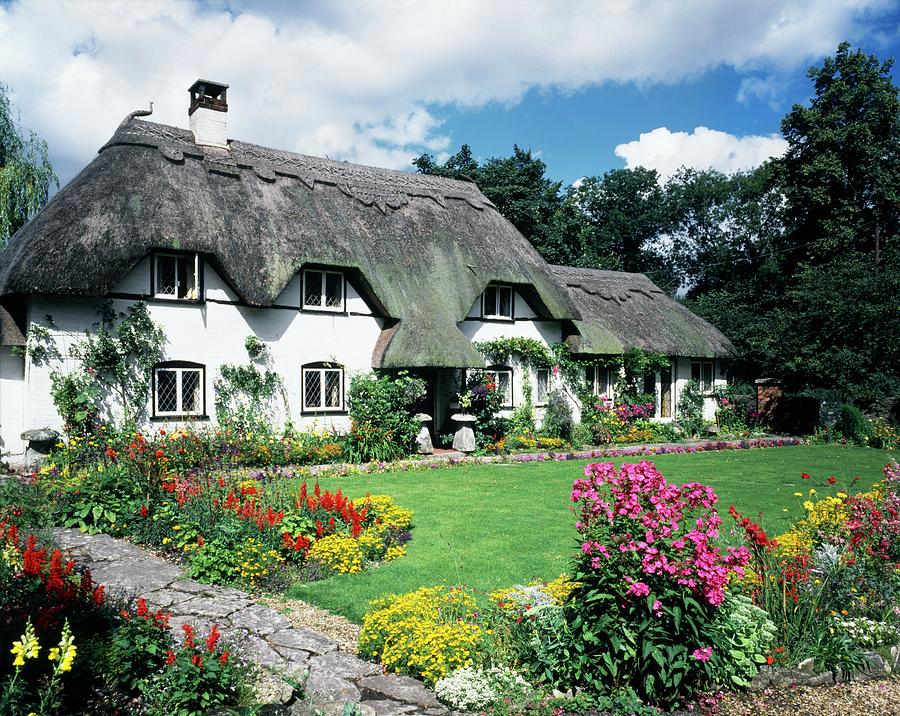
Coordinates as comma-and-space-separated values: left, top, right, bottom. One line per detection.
304, 271, 323, 307
483, 286, 497, 315
702, 363, 713, 393
599, 368, 610, 396
585, 366, 595, 392
498, 286, 512, 318
156, 370, 178, 413
181, 370, 201, 412
156, 256, 177, 296
324, 273, 343, 308
536, 369, 549, 403
324, 370, 341, 408
304, 370, 322, 408
496, 371, 511, 405
691, 362, 701, 382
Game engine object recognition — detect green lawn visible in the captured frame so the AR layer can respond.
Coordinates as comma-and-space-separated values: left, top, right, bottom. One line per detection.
287, 445, 895, 622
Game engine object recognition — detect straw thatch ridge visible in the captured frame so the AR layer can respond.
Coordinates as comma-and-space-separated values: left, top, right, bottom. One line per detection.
551, 265, 735, 358
0, 118, 582, 368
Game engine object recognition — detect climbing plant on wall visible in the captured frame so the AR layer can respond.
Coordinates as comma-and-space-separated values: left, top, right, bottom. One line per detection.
214, 338, 284, 432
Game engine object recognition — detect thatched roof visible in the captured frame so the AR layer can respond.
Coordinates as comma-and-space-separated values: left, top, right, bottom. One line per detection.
0, 118, 581, 367
551, 265, 734, 358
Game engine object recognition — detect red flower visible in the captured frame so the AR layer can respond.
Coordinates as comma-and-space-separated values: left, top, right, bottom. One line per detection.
205, 624, 221, 652
105, 447, 117, 459
827, 476, 837, 485
140, 504, 148, 518
155, 449, 165, 459
801, 472, 811, 480
219, 650, 230, 665
165, 649, 176, 666
191, 654, 203, 668
766, 655, 775, 665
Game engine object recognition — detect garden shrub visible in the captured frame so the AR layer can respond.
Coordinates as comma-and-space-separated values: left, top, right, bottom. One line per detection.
676, 379, 705, 437
358, 586, 484, 685
540, 389, 573, 441
458, 371, 507, 446
836, 403, 870, 446
346, 371, 426, 460
564, 461, 751, 707
706, 594, 776, 687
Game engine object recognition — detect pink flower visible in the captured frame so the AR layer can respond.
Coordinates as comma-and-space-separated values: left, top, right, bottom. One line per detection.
652, 599, 663, 616
625, 579, 650, 598
692, 646, 713, 662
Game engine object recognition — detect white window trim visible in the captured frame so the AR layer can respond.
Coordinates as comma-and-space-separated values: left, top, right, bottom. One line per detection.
535, 367, 551, 406
302, 269, 345, 312
154, 366, 204, 417
154, 253, 200, 301
302, 366, 345, 412
691, 360, 715, 394
481, 284, 514, 320
587, 365, 613, 399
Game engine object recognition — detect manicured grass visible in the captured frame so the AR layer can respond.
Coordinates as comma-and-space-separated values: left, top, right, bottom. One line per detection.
287, 445, 895, 623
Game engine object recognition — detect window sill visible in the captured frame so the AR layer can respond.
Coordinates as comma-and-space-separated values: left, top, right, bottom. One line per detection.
479, 315, 514, 322
150, 414, 210, 422
151, 295, 205, 304
302, 305, 347, 313
300, 409, 348, 416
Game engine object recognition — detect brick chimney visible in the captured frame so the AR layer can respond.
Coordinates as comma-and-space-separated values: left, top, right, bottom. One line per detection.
188, 79, 229, 148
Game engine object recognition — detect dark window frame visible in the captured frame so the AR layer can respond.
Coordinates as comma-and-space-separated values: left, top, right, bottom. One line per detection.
151, 252, 203, 302
300, 361, 346, 414
302, 269, 347, 312
480, 284, 515, 320
691, 360, 715, 394
151, 360, 207, 419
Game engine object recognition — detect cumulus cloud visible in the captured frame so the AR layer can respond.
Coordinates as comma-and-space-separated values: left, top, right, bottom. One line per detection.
614, 126, 788, 181
0, 0, 891, 183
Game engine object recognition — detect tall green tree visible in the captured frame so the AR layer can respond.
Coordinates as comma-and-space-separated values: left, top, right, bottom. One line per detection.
0, 82, 57, 245
778, 42, 900, 264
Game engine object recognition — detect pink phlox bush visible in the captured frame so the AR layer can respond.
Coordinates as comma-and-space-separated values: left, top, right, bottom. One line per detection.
572, 460, 750, 606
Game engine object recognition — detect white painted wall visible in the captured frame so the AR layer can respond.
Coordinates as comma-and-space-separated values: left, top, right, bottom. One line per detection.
0, 347, 26, 459
3, 268, 729, 462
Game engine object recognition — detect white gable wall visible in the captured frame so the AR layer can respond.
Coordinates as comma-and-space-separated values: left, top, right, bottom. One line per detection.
0, 348, 26, 458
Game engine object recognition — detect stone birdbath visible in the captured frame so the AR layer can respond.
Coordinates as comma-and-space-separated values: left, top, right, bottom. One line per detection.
21, 428, 59, 471
451, 413, 477, 453
414, 413, 434, 455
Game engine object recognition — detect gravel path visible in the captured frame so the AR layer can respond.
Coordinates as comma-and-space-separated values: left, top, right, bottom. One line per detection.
257, 594, 361, 654
719, 677, 900, 715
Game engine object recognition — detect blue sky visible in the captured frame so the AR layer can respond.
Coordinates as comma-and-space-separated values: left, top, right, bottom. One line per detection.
1, 0, 899, 188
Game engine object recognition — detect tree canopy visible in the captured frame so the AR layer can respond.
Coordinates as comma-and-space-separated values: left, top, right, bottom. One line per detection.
415, 43, 900, 404
0, 82, 57, 246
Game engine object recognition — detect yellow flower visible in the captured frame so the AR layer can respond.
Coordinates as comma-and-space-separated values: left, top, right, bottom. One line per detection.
793, 492, 804, 497
10, 620, 40, 667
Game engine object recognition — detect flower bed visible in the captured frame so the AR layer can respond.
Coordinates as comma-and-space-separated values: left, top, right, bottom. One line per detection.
0, 525, 248, 714
356, 458, 900, 715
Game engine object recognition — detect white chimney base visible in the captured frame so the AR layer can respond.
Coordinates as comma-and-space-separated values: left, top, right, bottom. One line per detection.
190, 106, 228, 148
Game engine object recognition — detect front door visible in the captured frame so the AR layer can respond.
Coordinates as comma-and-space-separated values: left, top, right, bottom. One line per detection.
660, 364, 673, 418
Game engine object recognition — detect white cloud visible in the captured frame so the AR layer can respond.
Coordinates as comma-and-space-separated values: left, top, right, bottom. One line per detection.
0, 0, 891, 184
614, 126, 788, 181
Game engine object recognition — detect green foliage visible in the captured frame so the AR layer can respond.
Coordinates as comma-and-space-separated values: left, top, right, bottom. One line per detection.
540, 389, 573, 441
707, 595, 776, 688
49, 371, 102, 439
66, 301, 165, 430
55, 463, 141, 535
836, 404, 871, 446
0, 82, 57, 245
214, 363, 282, 432
244, 335, 268, 360
346, 371, 426, 460
458, 371, 507, 446
677, 380, 706, 437
474, 337, 552, 368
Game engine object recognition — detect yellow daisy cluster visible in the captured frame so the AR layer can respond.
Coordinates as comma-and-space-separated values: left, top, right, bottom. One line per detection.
358, 586, 483, 685
773, 530, 813, 558
356, 495, 413, 530
384, 545, 407, 562
235, 538, 284, 585
307, 534, 363, 574
10, 619, 40, 667
2, 543, 22, 570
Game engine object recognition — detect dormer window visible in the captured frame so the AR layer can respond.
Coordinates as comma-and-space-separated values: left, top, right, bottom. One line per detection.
154, 253, 200, 301
303, 269, 345, 311
482, 284, 513, 320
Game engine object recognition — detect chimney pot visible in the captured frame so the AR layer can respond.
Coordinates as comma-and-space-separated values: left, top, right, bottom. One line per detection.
188, 79, 229, 148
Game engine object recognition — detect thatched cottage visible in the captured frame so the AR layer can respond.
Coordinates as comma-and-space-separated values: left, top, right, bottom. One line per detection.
0, 80, 732, 461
